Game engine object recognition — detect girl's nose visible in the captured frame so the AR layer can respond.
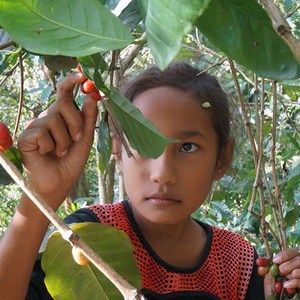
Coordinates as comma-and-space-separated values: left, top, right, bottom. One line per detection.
149, 152, 177, 185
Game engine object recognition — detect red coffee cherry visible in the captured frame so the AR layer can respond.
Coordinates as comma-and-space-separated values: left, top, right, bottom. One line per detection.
286, 287, 297, 295
274, 281, 283, 294
90, 90, 102, 101
80, 79, 97, 94
256, 257, 270, 267
0, 122, 13, 151
258, 266, 270, 276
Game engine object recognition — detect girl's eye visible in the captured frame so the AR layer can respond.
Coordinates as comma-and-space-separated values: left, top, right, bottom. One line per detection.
180, 143, 199, 153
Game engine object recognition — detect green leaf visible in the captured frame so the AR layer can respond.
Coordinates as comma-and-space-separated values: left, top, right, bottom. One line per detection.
77, 54, 110, 95
42, 223, 141, 300
285, 207, 300, 227
285, 159, 300, 201
0, 146, 23, 185
281, 80, 300, 101
118, 0, 142, 32
0, 0, 133, 57
78, 54, 108, 74
97, 112, 112, 173
108, 87, 177, 158
196, 0, 300, 80
145, 0, 211, 69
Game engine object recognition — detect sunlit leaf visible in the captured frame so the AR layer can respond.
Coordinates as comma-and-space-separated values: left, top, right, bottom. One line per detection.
145, 0, 211, 69
42, 223, 141, 300
0, 0, 133, 57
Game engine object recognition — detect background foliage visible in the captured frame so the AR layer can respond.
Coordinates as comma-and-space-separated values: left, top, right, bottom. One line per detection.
0, 0, 299, 297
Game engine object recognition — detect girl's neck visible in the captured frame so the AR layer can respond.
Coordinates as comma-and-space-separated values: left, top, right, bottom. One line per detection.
131, 205, 207, 268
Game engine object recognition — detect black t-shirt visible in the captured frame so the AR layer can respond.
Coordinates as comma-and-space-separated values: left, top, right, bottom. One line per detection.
26, 206, 264, 300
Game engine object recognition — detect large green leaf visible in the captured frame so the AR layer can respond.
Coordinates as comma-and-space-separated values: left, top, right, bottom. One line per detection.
196, 0, 300, 80
145, 0, 211, 69
42, 223, 141, 300
0, 0, 133, 57
108, 87, 177, 158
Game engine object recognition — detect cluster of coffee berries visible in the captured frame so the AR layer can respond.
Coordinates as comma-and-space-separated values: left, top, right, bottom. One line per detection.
256, 257, 298, 299
0, 122, 13, 151
77, 64, 102, 101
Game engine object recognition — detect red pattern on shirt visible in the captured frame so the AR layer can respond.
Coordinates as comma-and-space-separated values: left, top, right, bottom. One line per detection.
89, 202, 254, 300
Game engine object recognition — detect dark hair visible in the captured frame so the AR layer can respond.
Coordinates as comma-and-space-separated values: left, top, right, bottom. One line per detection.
122, 62, 231, 155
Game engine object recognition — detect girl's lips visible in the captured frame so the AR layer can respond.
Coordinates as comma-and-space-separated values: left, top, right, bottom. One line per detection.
146, 197, 181, 206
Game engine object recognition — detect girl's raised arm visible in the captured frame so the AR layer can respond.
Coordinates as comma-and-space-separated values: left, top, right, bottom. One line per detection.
0, 72, 98, 299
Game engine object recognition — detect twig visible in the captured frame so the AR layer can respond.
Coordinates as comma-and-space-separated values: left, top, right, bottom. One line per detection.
121, 32, 147, 72
0, 150, 143, 300
256, 80, 272, 257
0, 40, 16, 50
285, 4, 300, 18
228, 59, 258, 163
12, 51, 24, 141
270, 81, 287, 250
0, 53, 27, 86
196, 57, 227, 75
260, 0, 300, 63
229, 61, 278, 255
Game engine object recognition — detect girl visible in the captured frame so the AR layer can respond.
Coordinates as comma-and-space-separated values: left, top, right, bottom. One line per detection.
0, 62, 299, 299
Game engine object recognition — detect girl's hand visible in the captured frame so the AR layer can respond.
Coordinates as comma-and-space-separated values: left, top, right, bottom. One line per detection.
264, 249, 300, 298
273, 249, 300, 290
17, 72, 98, 210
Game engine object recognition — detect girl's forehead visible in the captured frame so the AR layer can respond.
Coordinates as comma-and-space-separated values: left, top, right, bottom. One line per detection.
132, 86, 216, 139
133, 86, 201, 109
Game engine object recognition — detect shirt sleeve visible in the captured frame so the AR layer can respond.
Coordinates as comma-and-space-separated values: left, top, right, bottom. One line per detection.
244, 248, 265, 300
26, 207, 99, 300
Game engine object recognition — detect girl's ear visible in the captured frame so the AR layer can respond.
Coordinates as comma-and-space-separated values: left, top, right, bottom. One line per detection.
214, 139, 234, 180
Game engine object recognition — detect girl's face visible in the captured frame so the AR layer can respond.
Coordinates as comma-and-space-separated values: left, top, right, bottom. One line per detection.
120, 86, 231, 226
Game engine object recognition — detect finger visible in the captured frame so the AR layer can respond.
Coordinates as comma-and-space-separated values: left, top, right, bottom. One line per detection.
40, 72, 86, 141
286, 269, 300, 280
40, 72, 85, 117
273, 249, 300, 264
283, 277, 300, 290
280, 259, 300, 276
80, 94, 99, 144
25, 114, 73, 157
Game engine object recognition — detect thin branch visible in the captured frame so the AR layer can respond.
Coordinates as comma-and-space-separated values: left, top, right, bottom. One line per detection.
0, 53, 27, 86
12, 51, 25, 141
0, 151, 143, 300
261, 0, 300, 63
285, 4, 300, 18
256, 80, 272, 257
228, 59, 258, 163
270, 81, 287, 250
0, 40, 16, 50
121, 32, 147, 72
196, 57, 227, 75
